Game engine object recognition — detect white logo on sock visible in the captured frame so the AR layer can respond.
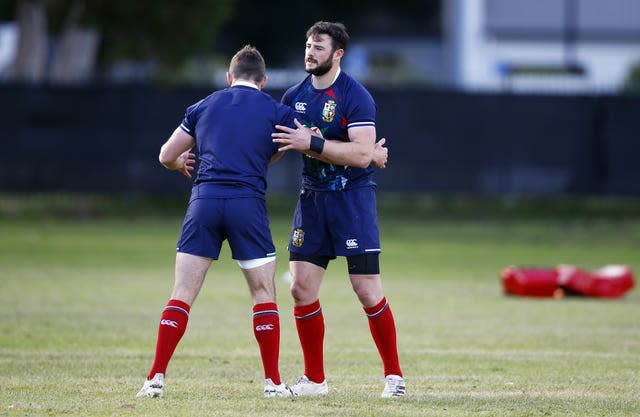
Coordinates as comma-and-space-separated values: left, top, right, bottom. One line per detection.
161, 319, 179, 328
255, 324, 274, 331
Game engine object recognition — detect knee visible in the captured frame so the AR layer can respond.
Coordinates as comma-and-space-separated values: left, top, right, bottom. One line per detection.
290, 280, 316, 305
353, 287, 377, 306
290, 282, 307, 304
351, 281, 382, 307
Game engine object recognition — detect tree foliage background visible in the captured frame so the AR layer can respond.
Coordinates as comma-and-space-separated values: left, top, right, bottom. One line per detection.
0, 0, 441, 83
1, 0, 236, 82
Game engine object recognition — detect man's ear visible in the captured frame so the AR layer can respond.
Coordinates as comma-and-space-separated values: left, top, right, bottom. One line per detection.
226, 72, 233, 86
258, 75, 268, 90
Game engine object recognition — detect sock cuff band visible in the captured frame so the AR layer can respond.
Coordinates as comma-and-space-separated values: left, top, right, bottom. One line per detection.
253, 302, 279, 317
165, 299, 191, 317
364, 297, 388, 317
294, 300, 322, 320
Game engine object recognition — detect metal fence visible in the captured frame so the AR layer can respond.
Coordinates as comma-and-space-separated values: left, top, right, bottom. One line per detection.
1, 85, 638, 196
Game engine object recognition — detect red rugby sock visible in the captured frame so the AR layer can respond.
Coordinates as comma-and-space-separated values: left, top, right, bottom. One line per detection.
253, 302, 282, 385
148, 299, 190, 379
364, 297, 403, 377
294, 300, 325, 383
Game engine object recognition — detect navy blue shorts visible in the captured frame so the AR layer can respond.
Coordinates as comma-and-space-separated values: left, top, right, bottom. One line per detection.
177, 197, 275, 260
288, 186, 381, 257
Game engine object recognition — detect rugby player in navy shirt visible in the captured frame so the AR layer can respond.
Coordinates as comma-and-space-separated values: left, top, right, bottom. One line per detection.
272, 22, 404, 398
137, 45, 306, 399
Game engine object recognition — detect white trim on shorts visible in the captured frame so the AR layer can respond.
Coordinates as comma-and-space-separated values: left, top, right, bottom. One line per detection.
237, 256, 276, 269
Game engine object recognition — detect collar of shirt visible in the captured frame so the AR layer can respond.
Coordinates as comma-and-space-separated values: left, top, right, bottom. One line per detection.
231, 80, 260, 89
312, 67, 341, 90
332, 67, 341, 84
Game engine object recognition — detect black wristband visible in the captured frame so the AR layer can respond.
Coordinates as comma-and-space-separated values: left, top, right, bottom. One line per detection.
310, 135, 325, 154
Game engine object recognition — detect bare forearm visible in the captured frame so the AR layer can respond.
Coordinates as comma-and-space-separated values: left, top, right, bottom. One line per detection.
158, 129, 196, 178
159, 143, 175, 168
272, 119, 374, 168
160, 157, 183, 170
308, 138, 372, 167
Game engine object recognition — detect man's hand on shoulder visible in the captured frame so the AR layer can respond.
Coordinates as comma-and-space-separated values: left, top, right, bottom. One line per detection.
272, 118, 316, 152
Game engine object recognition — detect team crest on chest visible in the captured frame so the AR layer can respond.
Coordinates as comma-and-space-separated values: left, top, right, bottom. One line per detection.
292, 228, 305, 247
322, 100, 337, 123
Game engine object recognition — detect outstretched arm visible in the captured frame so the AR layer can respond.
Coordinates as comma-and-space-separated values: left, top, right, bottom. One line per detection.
272, 118, 374, 168
159, 127, 197, 179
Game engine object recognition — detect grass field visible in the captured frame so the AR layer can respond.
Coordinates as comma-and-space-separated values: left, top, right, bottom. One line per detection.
1, 198, 639, 416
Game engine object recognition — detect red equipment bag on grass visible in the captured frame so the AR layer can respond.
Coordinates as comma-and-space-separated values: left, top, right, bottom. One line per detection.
501, 264, 635, 298
557, 264, 636, 298
500, 266, 559, 297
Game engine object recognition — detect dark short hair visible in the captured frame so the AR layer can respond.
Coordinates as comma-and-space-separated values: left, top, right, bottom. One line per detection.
306, 21, 349, 52
229, 45, 266, 83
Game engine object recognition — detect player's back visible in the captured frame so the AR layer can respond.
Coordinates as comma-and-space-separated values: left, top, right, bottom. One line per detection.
185, 86, 294, 197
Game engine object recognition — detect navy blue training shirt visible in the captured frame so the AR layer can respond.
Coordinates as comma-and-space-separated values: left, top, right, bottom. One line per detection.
281, 71, 377, 191
180, 85, 296, 198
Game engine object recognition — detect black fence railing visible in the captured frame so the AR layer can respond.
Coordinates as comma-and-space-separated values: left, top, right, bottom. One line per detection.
1, 84, 638, 195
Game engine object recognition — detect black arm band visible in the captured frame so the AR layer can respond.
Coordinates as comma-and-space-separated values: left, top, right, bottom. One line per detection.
310, 135, 325, 154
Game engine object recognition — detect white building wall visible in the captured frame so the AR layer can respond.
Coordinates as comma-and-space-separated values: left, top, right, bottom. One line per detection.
0, 23, 18, 76
447, 0, 640, 94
